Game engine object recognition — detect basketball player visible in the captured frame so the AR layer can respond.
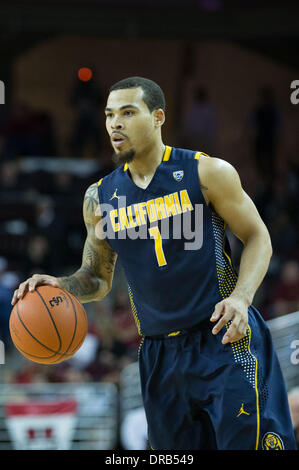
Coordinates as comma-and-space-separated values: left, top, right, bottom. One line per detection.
12, 77, 296, 450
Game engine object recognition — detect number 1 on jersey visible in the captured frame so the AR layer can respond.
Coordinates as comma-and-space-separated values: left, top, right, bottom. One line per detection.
148, 226, 167, 267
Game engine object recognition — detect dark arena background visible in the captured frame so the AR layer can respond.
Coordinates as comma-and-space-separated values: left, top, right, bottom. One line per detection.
0, 0, 298, 453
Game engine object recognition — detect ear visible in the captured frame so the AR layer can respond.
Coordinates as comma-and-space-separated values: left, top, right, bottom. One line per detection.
153, 109, 165, 128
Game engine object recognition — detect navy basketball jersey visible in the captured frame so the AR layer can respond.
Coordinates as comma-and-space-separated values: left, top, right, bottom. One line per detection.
97, 146, 238, 336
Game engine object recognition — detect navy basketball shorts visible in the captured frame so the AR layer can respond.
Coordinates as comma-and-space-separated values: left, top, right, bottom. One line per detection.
139, 306, 297, 450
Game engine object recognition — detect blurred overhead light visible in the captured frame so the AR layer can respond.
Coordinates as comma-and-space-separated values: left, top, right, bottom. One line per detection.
78, 67, 93, 82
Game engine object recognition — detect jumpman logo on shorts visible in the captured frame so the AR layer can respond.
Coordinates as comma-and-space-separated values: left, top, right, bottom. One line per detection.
237, 403, 250, 417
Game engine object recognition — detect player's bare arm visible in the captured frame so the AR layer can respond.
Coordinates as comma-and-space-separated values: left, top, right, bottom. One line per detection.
198, 156, 273, 344
11, 183, 117, 305
57, 182, 117, 302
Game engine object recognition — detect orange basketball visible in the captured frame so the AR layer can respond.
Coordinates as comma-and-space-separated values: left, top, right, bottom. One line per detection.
9, 285, 88, 364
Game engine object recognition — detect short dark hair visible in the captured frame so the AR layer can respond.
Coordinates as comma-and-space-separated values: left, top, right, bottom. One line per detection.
109, 76, 166, 112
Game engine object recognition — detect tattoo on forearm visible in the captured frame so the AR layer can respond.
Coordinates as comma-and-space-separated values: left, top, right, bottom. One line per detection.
84, 240, 101, 271
58, 237, 117, 303
59, 183, 117, 303
83, 239, 116, 275
58, 272, 102, 303
100, 242, 117, 275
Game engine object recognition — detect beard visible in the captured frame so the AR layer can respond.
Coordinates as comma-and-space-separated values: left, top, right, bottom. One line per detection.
112, 148, 136, 166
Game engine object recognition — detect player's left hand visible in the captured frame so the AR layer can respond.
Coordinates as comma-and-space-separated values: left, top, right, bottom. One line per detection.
210, 297, 249, 344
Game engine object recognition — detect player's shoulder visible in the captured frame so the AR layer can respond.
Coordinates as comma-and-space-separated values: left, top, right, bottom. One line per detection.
197, 156, 242, 207
198, 155, 239, 184
170, 146, 205, 161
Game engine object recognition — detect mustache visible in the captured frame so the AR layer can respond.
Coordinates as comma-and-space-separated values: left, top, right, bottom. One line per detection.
111, 131, 128, 140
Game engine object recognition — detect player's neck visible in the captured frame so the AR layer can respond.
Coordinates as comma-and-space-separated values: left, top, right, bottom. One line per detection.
128, 141, 165, 180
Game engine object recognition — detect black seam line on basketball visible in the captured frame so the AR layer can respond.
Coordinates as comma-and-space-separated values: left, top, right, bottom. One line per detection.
60, 288, 88, 354
60, 289, 78, 355
70, 332, 86, 355
31, 332, 87, 364
35, 287, 62, 354
73, 310, 87, 348
69, 304, 88, 354
16, 302, 73, 358
13, 342, 73, 360
47, 333, 87, 364
16, 302, 58, 358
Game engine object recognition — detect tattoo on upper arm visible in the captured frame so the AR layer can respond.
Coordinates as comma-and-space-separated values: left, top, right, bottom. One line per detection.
84, 183, 99, 216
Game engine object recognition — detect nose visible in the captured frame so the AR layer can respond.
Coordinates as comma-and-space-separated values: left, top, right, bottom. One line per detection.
111, 116, 124, 130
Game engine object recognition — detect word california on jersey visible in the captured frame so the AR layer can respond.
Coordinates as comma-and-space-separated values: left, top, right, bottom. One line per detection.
97, 146, 238, 336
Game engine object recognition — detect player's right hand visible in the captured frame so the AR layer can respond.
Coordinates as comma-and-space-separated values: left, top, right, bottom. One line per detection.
11, 274, 59, 306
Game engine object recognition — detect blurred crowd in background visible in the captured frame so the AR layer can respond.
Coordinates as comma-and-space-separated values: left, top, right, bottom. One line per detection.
0, 72, 298, 394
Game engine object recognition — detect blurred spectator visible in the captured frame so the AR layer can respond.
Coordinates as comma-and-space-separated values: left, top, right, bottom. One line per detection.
0, 161, 22, 197
60, 366, 91, 383
247, 86, 282, 182
15, 361, 50, 384
32, 111, 57, 156
181, 87, 218, 154
0, 102, 32, 160
31, 195, 68, 271
271, 261, 299, 317
0, 102, 57, 160
52, 172, 73, 199
120, 407, 148, 450
112, 291, 140, 360
34, 196, 57, 231
253, 172, 298, 293
70, 69, 103, 158
80, 301, 137, 385
33, 196, 66, 239
92, 302, 118, 351
255, 174, 297, 226
84, 347, 129, 385
23, 234, 53, 278
0, 257, 17, 348
270, 213, 297, 262
69, 331, 100, 370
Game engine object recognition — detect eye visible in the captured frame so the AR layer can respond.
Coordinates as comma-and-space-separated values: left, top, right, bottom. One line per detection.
106, 113, 113, 118
124, 110, 134, 116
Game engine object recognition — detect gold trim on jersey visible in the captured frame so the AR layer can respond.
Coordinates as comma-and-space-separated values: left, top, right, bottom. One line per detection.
137, 335, 145, 359
247, 325, 260, 450
222, 222, 235, 271
162, 145, 172, 161
224, 324, 260, 449
211, 212, 260, 449
123, 145, 172, 172
128, 285, 142, 336
98, 178, 103, 186
194, 151, 211, 159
